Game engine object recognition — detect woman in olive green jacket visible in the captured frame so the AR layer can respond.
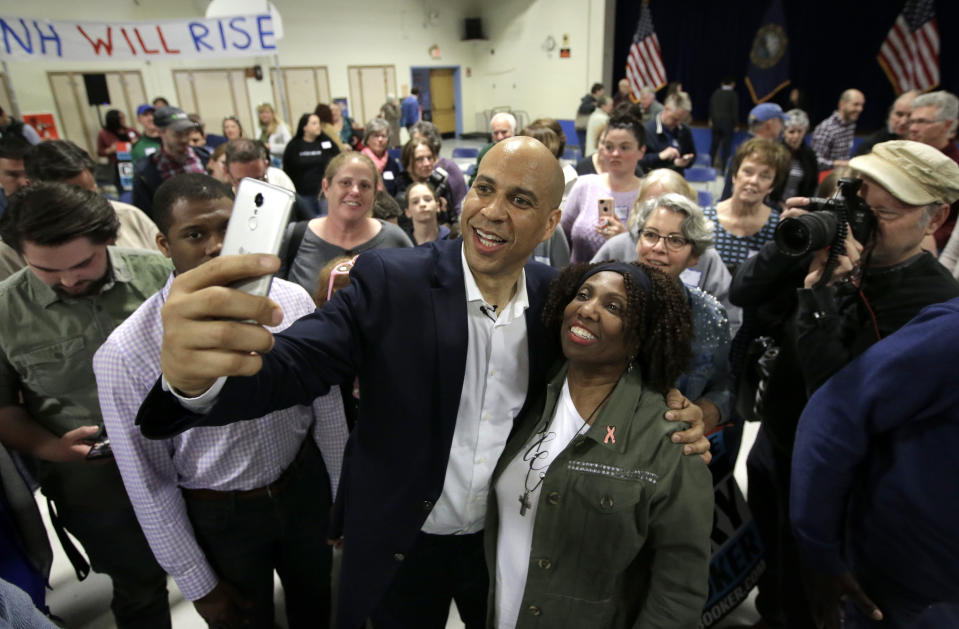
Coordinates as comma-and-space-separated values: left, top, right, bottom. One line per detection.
485, 262, 714, 629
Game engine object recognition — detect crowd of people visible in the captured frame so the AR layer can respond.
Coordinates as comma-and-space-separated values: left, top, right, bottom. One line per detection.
0, 73, 957, 629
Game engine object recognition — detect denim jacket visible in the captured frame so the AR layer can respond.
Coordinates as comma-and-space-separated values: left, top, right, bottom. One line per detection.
485, 364, 713, 629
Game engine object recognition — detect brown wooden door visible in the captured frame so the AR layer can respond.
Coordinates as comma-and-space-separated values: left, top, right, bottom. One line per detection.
271, 66, 330, 124
348, 65, 397, 127
173, 68, 253, 139
429, 69, 455, 134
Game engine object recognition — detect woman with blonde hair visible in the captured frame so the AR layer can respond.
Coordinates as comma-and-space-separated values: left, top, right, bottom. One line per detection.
222, 115, 243, 141
256, 103, 292, 165
284, 152, 412, 296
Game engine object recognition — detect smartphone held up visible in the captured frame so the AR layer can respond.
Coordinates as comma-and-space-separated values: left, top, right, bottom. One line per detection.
597, 196, 615, 230
220, 178, 295, 297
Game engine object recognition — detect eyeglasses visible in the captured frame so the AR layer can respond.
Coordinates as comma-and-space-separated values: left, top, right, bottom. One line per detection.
638, 229, 691, 251
327, 255, 359, 301
909, 118, 940, 126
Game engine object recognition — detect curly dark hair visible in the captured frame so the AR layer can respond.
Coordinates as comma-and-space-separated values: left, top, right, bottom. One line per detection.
541, 262, 693, 394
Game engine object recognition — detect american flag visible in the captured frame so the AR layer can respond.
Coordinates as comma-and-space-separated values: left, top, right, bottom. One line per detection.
626, 1, 667, 98
877, 0, 939, 94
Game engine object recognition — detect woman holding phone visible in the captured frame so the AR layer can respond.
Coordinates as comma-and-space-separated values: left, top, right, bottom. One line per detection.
561, 113, 647, 263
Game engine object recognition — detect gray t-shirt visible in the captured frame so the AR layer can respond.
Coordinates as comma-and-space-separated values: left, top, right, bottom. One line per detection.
288, 219, 413, 297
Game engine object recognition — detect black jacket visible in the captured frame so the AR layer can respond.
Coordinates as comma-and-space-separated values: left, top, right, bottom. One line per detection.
730, 244, 959, 454
709, 87, 738, 130
640, 115, 697, 174
132, 147, 210, 219
853, 128, 897, 157
788, 141, 820, 198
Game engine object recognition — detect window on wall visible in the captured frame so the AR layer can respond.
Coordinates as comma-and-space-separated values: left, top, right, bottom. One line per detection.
47, 71, 147, 158
347, 65, 397, 128
269, 66, 331, 126
173, 68, 253, 141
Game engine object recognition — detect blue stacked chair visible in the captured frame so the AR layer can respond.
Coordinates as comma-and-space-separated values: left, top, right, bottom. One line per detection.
452, 147, 479, 159
697, 189, 714, 208
684, 166, 717, 183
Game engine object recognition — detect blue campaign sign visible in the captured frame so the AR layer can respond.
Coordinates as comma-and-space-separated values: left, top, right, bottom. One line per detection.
700, 427, 766, 627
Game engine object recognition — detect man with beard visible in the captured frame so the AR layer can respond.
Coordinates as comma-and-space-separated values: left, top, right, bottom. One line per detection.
811, 88, 865, 170
0, 182, 172, 628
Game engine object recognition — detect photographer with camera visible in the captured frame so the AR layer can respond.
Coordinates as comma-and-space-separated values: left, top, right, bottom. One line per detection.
730, 140, 959, 629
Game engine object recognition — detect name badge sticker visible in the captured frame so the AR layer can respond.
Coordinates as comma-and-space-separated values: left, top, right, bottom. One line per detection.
679, 268, 702, 288
321, 141, 333, 149
383, 171, 395, 180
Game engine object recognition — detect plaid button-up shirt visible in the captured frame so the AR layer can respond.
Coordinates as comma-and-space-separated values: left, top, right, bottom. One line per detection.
811, 112, 856, 170
153, 146, 205, 181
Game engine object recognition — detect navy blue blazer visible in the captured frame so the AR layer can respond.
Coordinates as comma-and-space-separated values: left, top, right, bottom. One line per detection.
136, 239, 560, 628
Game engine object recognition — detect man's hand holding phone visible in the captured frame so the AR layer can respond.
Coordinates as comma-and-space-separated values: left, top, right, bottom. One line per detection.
161, 179, 296, 397
161, 255, 284, 397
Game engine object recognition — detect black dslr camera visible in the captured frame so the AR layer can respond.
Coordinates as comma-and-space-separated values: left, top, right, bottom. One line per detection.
774, 178, 877, 258
429, 166, 452, 223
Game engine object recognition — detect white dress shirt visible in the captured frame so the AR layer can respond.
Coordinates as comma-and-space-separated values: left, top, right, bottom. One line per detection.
421, 248, 530, 534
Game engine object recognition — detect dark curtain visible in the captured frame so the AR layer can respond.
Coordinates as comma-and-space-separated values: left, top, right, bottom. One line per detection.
613, 0, 959, 133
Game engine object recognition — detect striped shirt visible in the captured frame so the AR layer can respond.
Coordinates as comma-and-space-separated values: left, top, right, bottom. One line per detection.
811, 112, 856, 170
93, 275, 348, 601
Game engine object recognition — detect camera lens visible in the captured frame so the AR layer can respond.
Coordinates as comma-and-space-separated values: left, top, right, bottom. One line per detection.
254, 193, 264, 207
774, 212, 837, 256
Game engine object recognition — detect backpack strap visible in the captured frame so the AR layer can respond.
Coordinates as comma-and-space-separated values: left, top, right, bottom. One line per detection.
280, 220, 310, 279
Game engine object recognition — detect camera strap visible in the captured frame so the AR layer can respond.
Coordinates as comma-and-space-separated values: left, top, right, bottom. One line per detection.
45, 498, 90, 581
815, 206, 850, 288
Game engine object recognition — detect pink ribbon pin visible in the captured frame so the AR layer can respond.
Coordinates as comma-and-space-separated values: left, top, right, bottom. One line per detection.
604, 425, 616, 444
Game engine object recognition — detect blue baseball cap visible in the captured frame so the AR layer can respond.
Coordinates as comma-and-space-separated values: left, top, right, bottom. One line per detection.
137, 104, 155, 117
748, 103, 785, 124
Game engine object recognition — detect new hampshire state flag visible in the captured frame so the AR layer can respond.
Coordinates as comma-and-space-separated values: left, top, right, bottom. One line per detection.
744, 0, 790, 104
